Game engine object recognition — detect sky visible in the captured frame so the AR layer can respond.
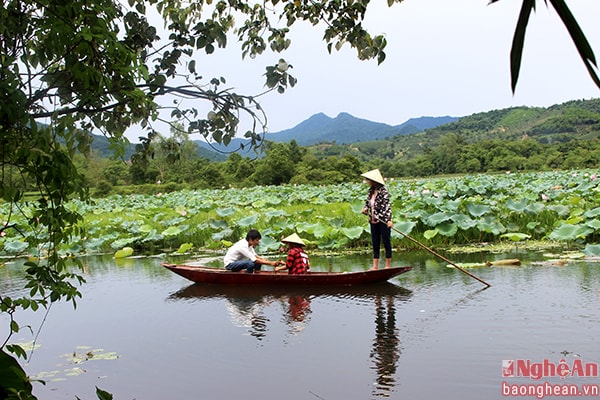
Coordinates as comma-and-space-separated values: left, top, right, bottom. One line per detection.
126, 0, 600, 142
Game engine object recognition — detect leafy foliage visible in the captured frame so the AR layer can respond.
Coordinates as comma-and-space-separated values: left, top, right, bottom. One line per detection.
1, 0, 598, 398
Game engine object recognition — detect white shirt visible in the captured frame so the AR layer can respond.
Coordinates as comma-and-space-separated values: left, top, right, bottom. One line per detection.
223, 238, 257, 266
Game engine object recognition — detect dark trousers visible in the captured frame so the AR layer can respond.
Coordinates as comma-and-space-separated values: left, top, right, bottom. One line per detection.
226, 260, 261, 273
370, 222, 392, 259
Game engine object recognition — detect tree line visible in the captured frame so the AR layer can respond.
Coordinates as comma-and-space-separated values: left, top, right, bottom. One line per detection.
54, 133, 600, 197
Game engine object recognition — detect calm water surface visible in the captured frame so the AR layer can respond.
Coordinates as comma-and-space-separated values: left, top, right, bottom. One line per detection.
2, 250, 599, 400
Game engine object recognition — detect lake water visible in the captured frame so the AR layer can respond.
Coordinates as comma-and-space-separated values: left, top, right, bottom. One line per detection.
2, 250, 599, 400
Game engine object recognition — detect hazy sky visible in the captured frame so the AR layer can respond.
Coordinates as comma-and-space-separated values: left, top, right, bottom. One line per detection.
128, 0, 600, 142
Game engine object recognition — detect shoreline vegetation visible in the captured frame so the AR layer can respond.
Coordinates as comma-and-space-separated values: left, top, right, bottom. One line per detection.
2, 169, 600, 261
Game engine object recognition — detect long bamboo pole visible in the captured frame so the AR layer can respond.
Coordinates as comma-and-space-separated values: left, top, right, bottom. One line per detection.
391, 225, 492, 288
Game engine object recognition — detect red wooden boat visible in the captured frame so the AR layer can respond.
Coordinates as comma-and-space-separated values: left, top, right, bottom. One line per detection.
161, 263, 412, 286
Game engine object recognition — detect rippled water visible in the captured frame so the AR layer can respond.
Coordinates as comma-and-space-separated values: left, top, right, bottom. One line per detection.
2, 250, 599, 400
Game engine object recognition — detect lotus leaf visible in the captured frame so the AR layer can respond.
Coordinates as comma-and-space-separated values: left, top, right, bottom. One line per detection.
84, 237, 106, 251
584, 243, 600, 256
584, 207, 600, 218
525, 202, 545, 214
423, 229, 438, 240
310, 197, 328, 205
506, 198, 528, 212
477, 217, 506, 235
264, 209, 289, 218
341, 226, 364, 240
500, 232, 531, 242
237, 214, 259, 227
451, 214, 477, 230
212, 228, 233, 241
319, 237, 349, 249
547, 205, 571, 217
258, 236, 281, 252
425, 212, 452, 227
209, 219, 229, 229
175, 243, 194, 253
137, 224, 154, 233
443, 199, 462, 212
585, 219, 600, 231
549, 223, 593, 241
437, 222, 458, 237
143, 230, 163, 242
466, 203, 491, 217
114, 247, 134, 258
329, 218, 345, 228
394, 220, 416, 236
111, 237, 139, 249
162, 226, 181, 236
350, 202, 365, 214
526, 221, 540, 230
216, 207, 236, 217
3, 240, 29, 254
161, 216, 185, 226
315, 224, 334, 239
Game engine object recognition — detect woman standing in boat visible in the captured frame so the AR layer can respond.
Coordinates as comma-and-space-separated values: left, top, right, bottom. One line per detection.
275, 233, 311, 274
361, 169, 394, 270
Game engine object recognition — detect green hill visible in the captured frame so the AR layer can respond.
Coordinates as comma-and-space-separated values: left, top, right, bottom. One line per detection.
310, 98, 600, 162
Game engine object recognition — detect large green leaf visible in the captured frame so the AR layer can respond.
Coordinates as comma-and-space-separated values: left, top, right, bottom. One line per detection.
500, 232, 531, 242
175, 243, 194, 253
3, 240, 29, 254
451, 214, 477, 230
547, 205, 571, 217
525, 202, 545, 214
258, 236, 281, 252
506, 198, 528, 212
162, 226, 181, 236
585, 218, 600, 231
0, 350, 34, 398
549, 223, 593, 241
216, 207, 235, 217
341, 226, 364, 240
466, 203, 491, 217
212, 228, 233, 241
425, 212, 452, 226
237, 214, 259, 227
477, 217, 506, 235
114, 247, 134, 258
393, 220, 416, 236
437, 222, 458, 237
423, 229, 438, 240
584, 243, 600, 256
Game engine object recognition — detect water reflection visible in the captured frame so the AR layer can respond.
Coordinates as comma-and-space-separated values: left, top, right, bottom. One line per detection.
371, 294, 401, 397
168, 282, 413, 392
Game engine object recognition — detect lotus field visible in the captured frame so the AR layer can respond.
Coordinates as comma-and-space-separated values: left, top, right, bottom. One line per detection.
1, 170, 600, 258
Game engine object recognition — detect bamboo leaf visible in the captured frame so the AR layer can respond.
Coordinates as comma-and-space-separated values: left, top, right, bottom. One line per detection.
510, 0, 535, 92
549, 0, 600, 88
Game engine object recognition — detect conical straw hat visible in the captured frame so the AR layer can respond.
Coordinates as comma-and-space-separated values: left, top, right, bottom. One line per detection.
282, 233, 306, 246
361, 169, 385, 185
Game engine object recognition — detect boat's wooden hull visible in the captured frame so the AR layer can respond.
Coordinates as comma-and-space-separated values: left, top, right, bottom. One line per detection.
161, 263, 412, 286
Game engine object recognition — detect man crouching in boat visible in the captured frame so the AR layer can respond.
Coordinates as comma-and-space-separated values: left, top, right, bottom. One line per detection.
275, 233, 311, 274
224, 229, 283, 273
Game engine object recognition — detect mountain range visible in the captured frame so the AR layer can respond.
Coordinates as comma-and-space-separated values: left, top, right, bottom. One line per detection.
88, 97, 600, 161
264, 112, 457, 145
89, 113, 458, 160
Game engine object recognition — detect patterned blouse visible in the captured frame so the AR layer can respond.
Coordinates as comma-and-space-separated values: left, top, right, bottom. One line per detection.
285, 247, 311, 274
364, 185, 392, 224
